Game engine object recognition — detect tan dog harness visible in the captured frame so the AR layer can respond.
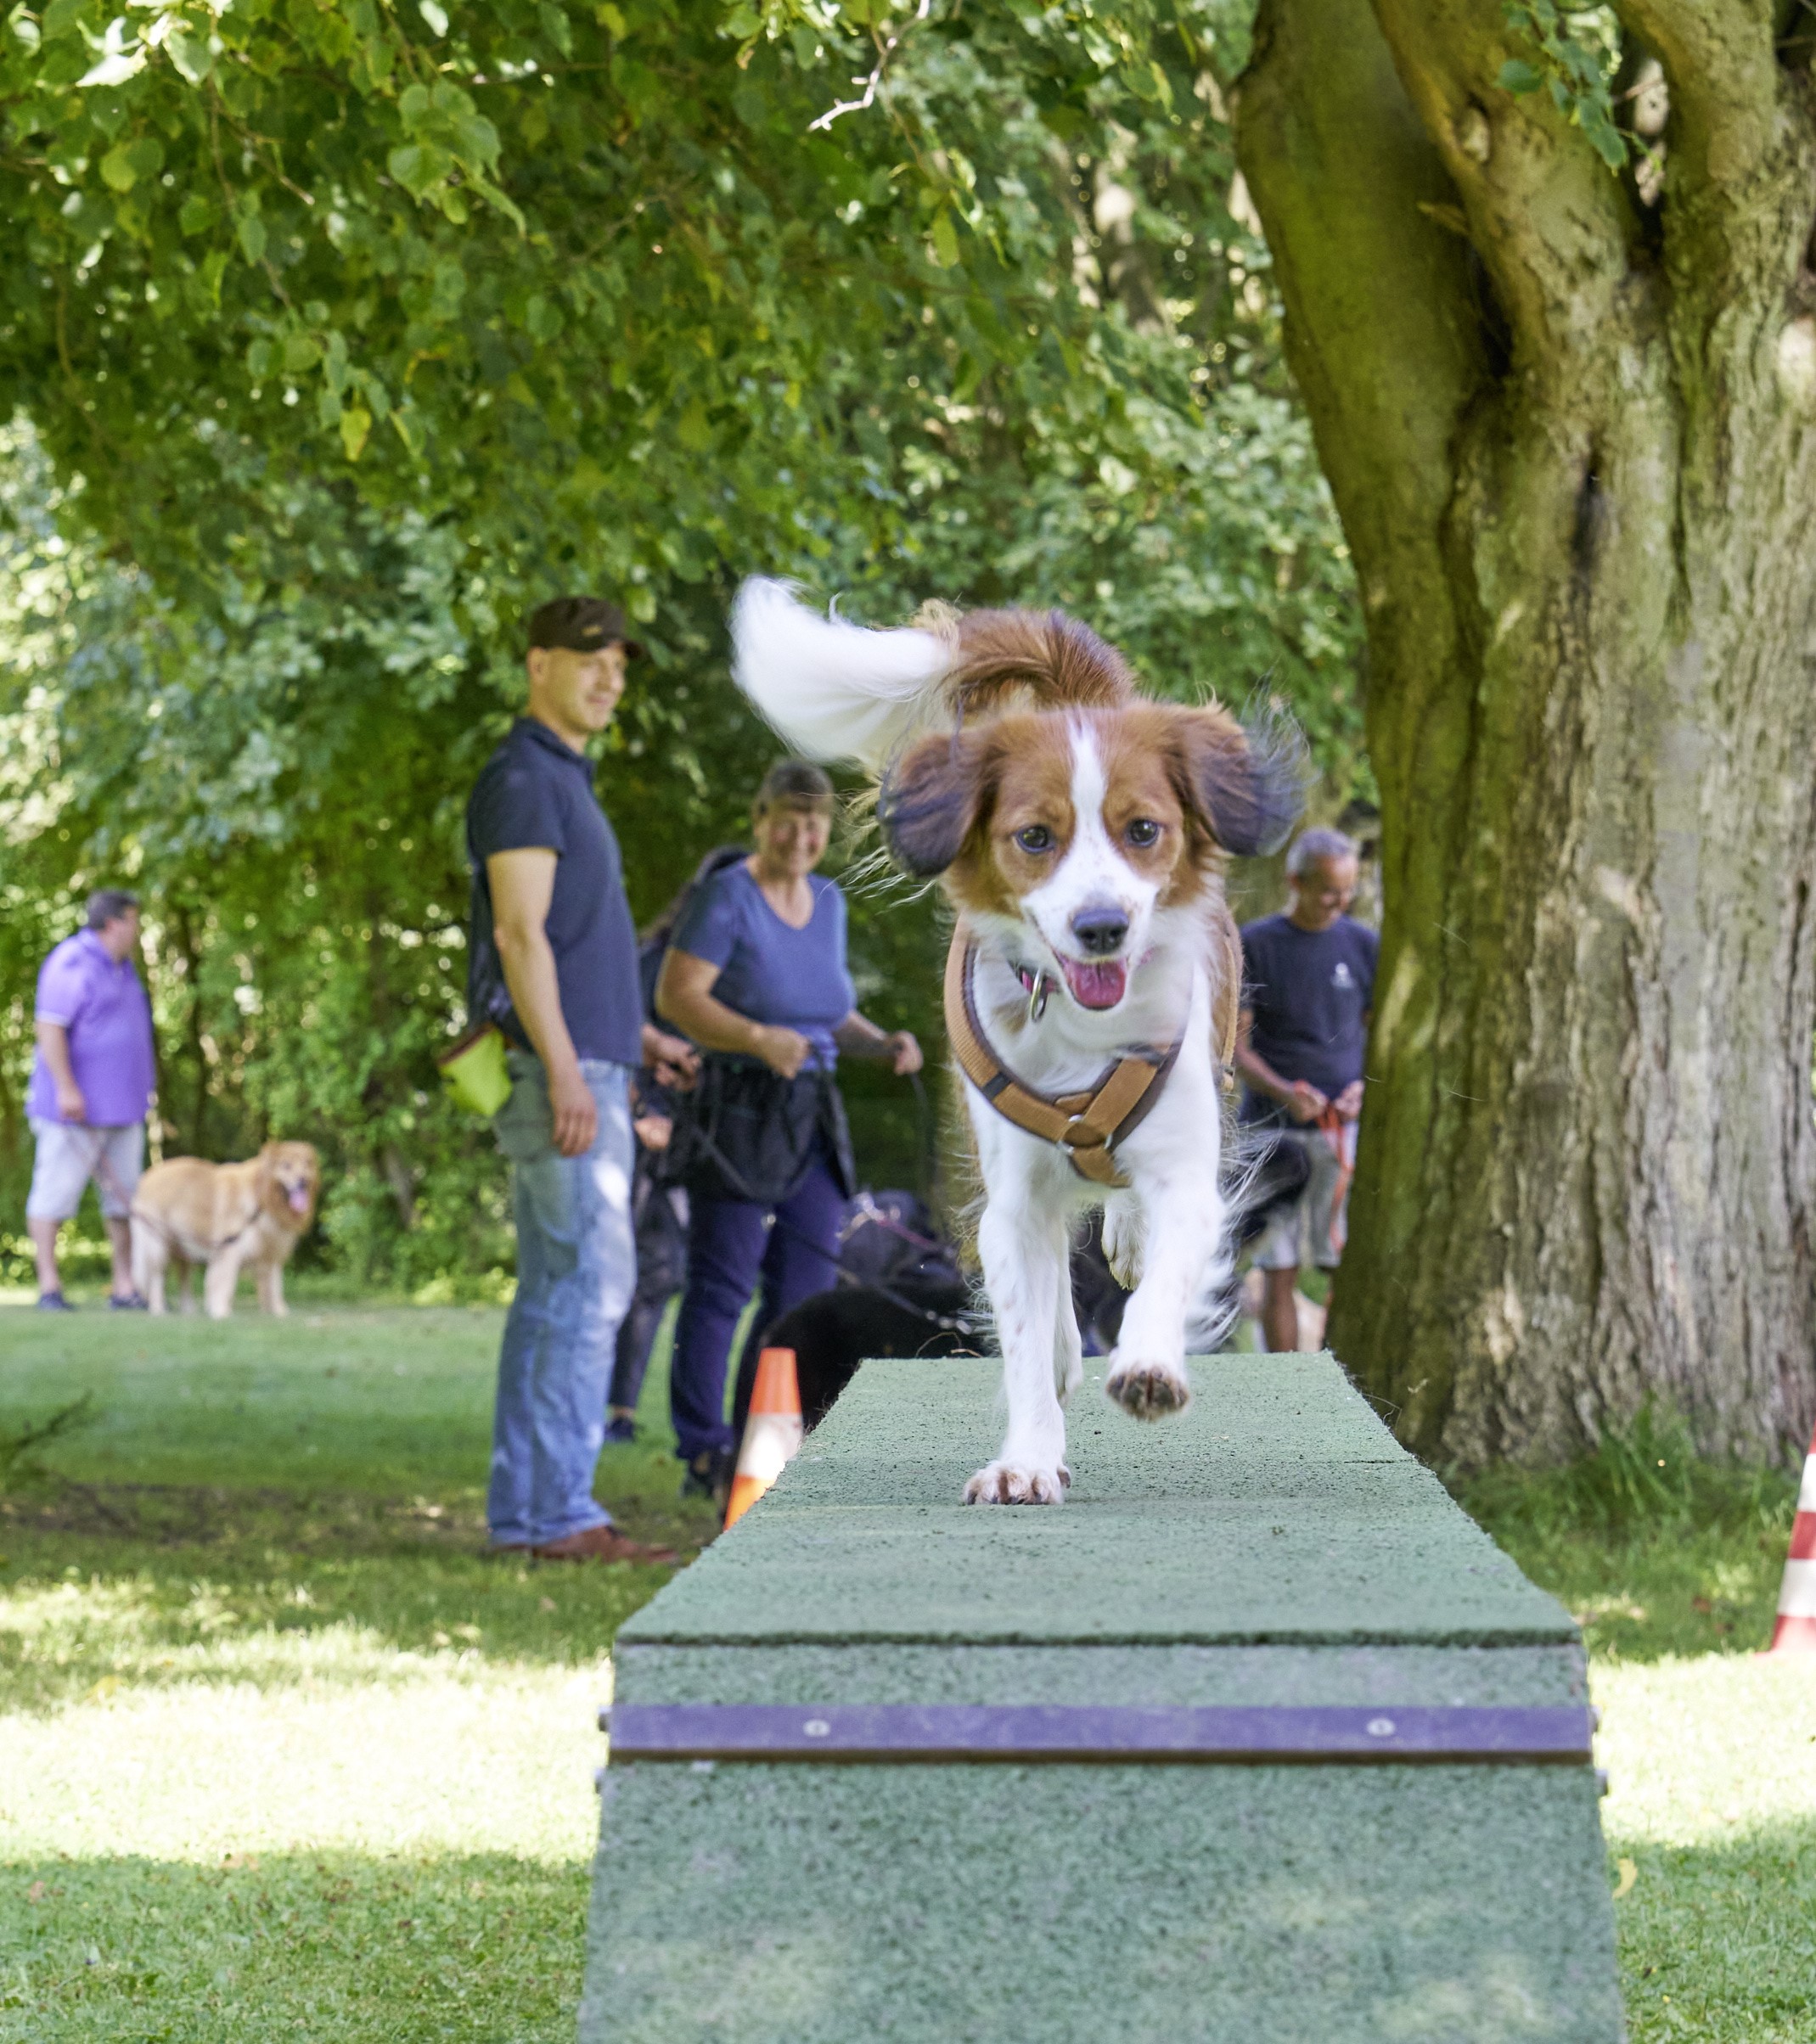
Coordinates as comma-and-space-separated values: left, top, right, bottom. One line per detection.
942, 929, 1183, 1188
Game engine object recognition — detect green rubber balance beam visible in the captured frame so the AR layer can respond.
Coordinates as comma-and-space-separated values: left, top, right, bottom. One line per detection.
582, 1353, 1623, 2044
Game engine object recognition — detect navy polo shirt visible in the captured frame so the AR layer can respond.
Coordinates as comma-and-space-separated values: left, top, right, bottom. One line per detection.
465, 717, 643, 1066
1238, 912, 1378, 1126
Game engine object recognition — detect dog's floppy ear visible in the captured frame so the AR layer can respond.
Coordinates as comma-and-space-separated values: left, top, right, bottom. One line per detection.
876, 729, 989, 877
1171, 705, 1305, 857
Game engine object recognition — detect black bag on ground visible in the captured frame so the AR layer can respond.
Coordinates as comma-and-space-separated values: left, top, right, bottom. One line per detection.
668, 1054, 856, 1208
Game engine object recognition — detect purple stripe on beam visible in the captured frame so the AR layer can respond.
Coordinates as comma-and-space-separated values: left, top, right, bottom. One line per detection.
604, 1704, 1594, 1766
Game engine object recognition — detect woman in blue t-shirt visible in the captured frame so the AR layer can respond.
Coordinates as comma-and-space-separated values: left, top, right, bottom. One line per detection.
656, 759, 922, 1500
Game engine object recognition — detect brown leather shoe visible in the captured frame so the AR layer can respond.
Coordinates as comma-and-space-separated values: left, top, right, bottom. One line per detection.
531, 1524, 679, 1566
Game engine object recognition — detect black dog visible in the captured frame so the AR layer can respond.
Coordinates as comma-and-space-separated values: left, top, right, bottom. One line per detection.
737, 1142, 1314, 1439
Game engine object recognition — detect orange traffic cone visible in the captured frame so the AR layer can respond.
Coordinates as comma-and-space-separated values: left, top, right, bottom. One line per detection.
724, 1348, 804, 1530
1766, 1417, 1816, 1654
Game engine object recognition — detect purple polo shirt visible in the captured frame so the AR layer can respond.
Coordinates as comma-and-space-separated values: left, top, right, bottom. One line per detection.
27, 929, 155, 1127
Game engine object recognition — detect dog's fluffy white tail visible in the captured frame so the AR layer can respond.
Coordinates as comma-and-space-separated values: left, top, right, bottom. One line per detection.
730, 578, 953, 772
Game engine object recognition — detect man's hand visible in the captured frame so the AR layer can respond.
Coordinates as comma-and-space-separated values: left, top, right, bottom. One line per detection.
548, 1063, 599, 1158
1283, 1080, 1328, 1126
633, 1113, 673, 1153
885, 1030, 923, 1077
641, 1024, 699, 1092
1332, 1080, 1365, 1122
55, 1078, 87, 1124
752, 1024, 812, 1080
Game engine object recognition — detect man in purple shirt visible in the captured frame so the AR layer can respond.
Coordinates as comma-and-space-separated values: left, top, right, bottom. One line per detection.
26, 889, 156, 1311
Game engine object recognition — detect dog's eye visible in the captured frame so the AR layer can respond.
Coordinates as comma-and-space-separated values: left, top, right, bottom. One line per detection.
1014, 825, 1055, 854
1126, 819, 1161, 848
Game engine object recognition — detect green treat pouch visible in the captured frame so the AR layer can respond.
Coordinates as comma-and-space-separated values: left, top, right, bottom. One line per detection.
436, 1024, 513, 1117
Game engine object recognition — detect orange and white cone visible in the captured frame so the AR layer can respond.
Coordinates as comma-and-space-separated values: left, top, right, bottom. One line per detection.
1766, 1418, 1816, 1654
723, 1347, 804, 1530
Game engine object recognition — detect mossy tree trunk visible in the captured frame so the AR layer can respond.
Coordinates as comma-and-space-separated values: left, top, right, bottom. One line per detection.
1236, 0, 1816, 1464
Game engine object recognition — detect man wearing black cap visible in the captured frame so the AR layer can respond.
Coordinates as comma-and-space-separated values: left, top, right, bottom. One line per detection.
467, 596, 695, 1564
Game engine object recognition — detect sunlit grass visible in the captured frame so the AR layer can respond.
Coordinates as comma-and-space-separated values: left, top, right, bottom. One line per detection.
3, 1316, 1813, 2040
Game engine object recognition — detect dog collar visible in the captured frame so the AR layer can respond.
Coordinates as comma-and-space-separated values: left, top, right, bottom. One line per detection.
944, 929, 1183, 1188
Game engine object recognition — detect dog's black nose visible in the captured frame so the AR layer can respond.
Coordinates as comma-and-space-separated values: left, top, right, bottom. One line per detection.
1071, 906, 1128, 956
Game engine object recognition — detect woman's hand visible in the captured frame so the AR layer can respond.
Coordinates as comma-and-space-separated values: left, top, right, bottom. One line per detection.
642, 1023, 699, 1092
751, 1024, 813, 1080
884, 1030, 923, 1077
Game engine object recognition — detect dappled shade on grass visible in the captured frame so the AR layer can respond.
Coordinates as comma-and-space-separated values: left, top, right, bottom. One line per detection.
2, 1312, 1813, 2041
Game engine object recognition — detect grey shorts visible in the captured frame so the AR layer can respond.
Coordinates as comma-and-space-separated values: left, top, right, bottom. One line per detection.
1250, 1126, 1350, 1273
27, 1118, 144, 1222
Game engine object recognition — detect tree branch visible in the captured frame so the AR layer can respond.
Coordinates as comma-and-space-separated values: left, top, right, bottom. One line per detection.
1234, 0, 1482, 604
1372, 0, 1642, 396
1614, 0, 1780, 192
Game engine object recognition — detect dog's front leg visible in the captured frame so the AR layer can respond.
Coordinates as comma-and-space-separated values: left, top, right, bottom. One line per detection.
966, 1193, 1071, 1505
203, 1248, 244, 1321
1106, 1171, 1222, 1420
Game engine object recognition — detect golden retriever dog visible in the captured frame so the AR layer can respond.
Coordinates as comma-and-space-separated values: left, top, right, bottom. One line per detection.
131, 1142, 322, 1319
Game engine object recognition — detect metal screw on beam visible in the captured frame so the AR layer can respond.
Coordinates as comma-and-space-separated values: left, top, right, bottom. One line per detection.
1596, 1770, 1611, 1797
598, 1708, 611, 1734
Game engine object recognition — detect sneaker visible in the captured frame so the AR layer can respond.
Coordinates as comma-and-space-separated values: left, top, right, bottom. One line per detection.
109, 1292, 149, 1311
679, 1448, 735, 1512
531, 1525, 679, 1566
602, 1415, 639, 1446
36, 1290, 73, 1312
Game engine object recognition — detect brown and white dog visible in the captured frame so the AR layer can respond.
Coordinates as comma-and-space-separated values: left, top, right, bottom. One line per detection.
130, 1142, 322, 1320
731, 581, 1298, 1505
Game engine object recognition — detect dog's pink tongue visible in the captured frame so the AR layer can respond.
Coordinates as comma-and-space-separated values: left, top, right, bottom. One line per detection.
1062, 957, 1127, 1010
287, 1185, 311, 1215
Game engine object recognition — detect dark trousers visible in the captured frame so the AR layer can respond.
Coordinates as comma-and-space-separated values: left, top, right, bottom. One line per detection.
668, 1149, 846, 1463
608, 1174, 689, 1414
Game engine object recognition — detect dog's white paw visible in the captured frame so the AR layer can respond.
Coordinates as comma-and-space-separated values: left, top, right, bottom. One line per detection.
964, 1459, 1071, 1506
1105, 1356, 1191, 1421
1102, 1204, 1144, 1289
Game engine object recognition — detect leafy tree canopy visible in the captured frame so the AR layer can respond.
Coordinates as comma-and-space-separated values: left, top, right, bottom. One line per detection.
0, 0, 1364, 1284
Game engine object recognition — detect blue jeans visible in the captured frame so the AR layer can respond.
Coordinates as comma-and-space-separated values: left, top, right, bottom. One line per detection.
487, 1053, 634, 1547
668, 1148, 846, 1463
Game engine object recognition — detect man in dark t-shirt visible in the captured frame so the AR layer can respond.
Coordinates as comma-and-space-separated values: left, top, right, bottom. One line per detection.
1235, 828, 1378, 1354
466, 595, 694, 1564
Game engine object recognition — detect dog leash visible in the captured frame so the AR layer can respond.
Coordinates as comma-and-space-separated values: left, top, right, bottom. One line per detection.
941, 927, 1183, 1189
1315, 1105, 1358, 1260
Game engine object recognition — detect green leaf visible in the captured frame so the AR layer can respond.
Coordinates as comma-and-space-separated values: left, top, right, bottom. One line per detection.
340, 404, 373, 461
386, 143, 450, 198
418, 0, 447, 36
237, 211, 267, 263
177, 192, 215, 236
41, 0, 87, 42
166, 25, 212, 83
99, 143, 139, 193
523, 293, 565, 342
284, 333, 322, 373
1497, 59, 1543, 95
929, 208, 960, 269
539, 2, 573, 56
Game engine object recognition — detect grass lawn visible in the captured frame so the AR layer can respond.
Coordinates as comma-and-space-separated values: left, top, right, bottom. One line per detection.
3, 1312, 1812, 2041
